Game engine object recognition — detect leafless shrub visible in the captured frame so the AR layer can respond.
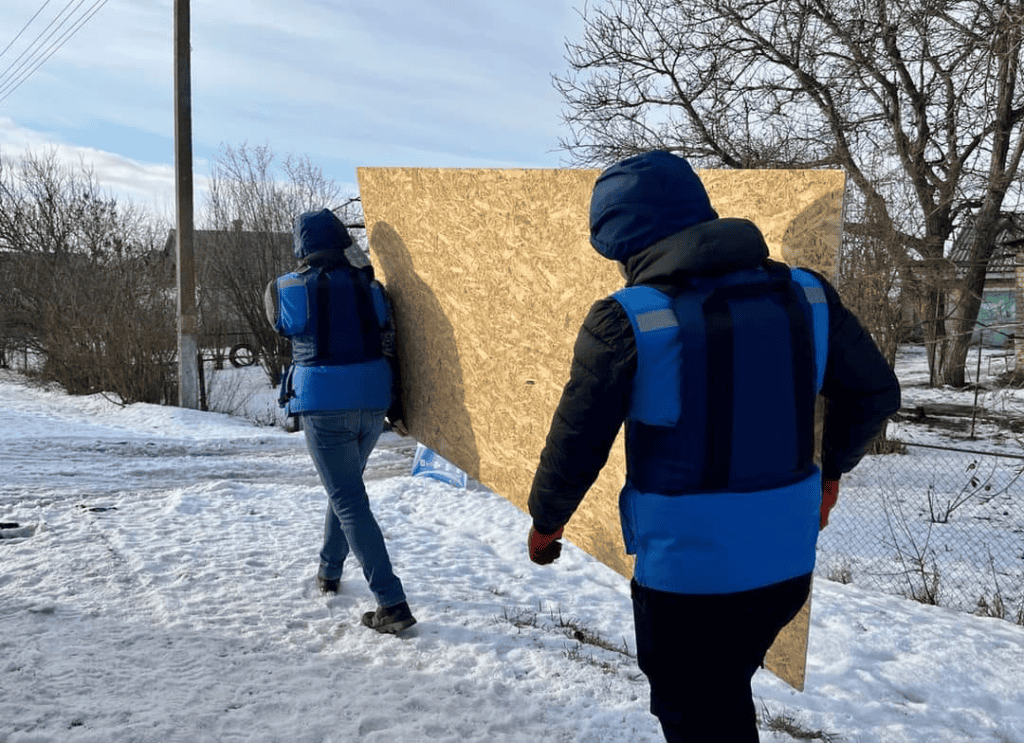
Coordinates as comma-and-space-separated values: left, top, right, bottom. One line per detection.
0, 150, 175, 403
881, 486, 942, 605
759, 703, 840, 742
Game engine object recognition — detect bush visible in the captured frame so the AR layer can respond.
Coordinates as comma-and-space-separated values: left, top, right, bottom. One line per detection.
0, 150, 175, 403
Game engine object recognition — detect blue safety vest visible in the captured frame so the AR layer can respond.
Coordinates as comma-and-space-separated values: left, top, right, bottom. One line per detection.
273, 264, 392, 414
612, 264, 829, 594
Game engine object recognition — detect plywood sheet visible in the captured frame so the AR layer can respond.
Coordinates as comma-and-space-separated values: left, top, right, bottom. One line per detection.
359, 166, 845, 690
765, 581, 813, 692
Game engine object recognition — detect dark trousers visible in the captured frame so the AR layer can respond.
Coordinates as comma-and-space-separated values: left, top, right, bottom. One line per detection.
631, 573, 812, 742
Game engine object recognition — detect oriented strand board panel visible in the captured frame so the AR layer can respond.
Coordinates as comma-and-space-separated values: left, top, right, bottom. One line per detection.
765, 580, 814, 691
700, 169, 845, 279
359, 166, 845, 690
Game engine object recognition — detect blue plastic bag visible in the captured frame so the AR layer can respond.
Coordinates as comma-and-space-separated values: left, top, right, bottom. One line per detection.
410, 443, 468, 488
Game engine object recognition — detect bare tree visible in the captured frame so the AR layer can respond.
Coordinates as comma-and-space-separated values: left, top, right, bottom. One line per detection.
202, 143, 350, 386
556, 0, 1024, 386
0, 149, 175, 402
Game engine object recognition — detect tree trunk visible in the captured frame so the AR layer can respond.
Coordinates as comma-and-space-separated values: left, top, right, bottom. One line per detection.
941, 219, 1001, 387
920, 286, 949, 388
943, 326, 972, 388
942, 289, 983, 388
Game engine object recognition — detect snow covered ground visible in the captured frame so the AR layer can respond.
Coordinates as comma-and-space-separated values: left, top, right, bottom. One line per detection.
815, 346, 1024, 616
1, 349, 1023, 742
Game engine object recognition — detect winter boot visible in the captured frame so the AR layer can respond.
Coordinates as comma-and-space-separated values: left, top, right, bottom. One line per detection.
317, 575, 340, 595
361, 601, 417, 634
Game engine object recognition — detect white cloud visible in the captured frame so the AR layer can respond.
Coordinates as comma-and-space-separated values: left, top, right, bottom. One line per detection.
0, 116, 197, 215
0, 0, 586, 213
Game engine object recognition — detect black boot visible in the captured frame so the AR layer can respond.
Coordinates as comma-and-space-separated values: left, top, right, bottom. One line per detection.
361, 601, 416, 634
317, 576, 340, 595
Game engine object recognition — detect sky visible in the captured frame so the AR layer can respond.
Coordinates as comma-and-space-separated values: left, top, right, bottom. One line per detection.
0, 0, 586, 215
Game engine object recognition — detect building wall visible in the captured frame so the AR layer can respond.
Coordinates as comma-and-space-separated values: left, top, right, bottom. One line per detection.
977, 289, 1017, 347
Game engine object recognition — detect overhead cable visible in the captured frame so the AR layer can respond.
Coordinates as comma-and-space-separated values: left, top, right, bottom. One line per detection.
0, 0, 108, 105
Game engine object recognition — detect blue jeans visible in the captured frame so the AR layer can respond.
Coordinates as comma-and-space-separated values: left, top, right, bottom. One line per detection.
302, 410, 406, 608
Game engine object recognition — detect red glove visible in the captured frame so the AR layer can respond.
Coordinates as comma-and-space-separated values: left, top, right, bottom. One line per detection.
821, 478, 840, 529
528, 525, 564, 565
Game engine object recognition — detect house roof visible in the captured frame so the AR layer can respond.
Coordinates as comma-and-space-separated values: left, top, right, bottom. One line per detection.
948, 214, 1024, 274
162, 227, 292, 259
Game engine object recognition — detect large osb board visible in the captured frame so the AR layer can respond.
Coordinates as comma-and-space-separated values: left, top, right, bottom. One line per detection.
359, 166, 845, 691
699, 169, 844, 279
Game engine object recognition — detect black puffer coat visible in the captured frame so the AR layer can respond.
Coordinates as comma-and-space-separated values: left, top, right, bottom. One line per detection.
527, 218, 901, 534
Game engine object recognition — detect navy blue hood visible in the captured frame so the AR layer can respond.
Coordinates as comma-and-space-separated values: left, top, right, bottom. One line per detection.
589, 151, 718, 261
293, 209, 354, 265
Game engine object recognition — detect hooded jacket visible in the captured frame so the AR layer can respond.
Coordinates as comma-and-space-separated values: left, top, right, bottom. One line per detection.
527, 152, 900, 592
266, 209, 402, 419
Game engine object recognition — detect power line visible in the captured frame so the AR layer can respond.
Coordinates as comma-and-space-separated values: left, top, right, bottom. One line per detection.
0, 0, 108, 105
0, 0, 106, 100
0, 0, 86, 89
0, 0, 54, 62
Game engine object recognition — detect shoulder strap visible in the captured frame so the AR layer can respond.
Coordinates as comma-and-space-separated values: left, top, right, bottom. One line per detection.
314, 268, 332, 360
612, 286, 681, 426
789, 268, 829, 391
369, 280, 390, 328
274, 271, 311, 335
350, 269, 382, 358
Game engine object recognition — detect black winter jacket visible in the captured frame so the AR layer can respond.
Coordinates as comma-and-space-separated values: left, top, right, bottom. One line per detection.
527, 219, 902, 534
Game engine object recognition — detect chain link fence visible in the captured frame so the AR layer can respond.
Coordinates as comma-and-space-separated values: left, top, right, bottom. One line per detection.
815, 442, 1024, 622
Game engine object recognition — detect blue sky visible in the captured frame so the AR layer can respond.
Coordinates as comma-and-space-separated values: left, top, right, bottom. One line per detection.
0, 0, 586, 214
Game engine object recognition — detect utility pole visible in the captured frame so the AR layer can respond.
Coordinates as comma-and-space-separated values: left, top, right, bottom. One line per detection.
174, 0, 199, 409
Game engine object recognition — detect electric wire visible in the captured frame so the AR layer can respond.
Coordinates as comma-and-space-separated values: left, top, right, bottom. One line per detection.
0, 0, 107, 101
0, 0, 108, 105
0, 0, 54, 62
0, 0, 87, 90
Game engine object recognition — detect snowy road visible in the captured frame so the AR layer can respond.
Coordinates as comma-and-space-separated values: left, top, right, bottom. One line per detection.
2, 371, 1023, 742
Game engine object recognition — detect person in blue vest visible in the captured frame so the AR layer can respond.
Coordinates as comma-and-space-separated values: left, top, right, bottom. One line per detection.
526, 152, 900, 741
266, 208, 416, 634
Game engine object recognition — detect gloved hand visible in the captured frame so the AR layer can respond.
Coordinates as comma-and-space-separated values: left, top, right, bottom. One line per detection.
821, 478, 840, 529
528, 525, 564, 565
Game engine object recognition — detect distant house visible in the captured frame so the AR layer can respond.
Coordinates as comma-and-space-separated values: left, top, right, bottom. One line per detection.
948, 215, 1024, 353
163, 222, 292, 352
